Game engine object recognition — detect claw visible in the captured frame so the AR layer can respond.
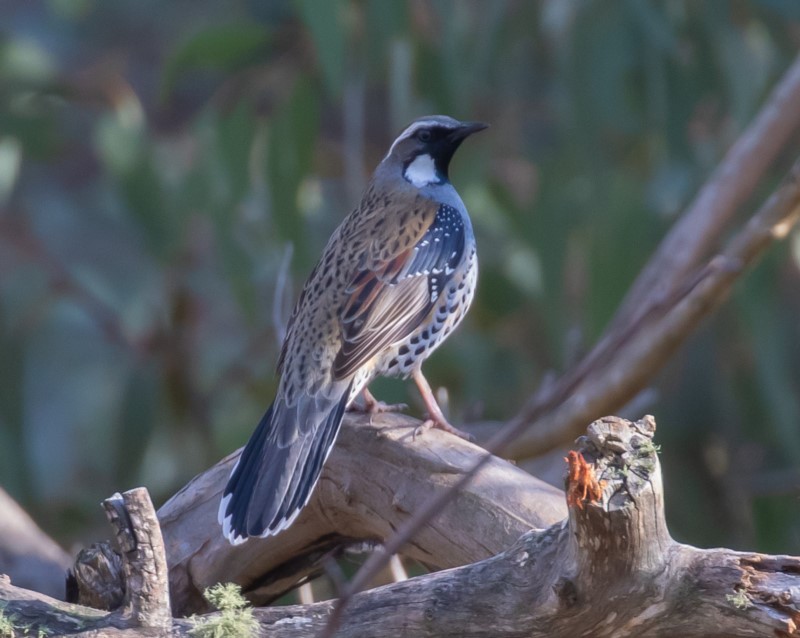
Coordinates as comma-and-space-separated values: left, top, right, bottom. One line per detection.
348, 387, 408, 415
413, 418, 475, 442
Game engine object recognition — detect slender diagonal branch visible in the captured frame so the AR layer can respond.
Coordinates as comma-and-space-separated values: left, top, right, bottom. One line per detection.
322, 151, 800, 636
485, 52, 800, 459
510, 156, 800, 458
610, 51, 800, 330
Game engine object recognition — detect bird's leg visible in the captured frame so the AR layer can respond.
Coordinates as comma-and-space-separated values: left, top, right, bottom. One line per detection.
412, 369, 474, 442
348, 386, 408, 414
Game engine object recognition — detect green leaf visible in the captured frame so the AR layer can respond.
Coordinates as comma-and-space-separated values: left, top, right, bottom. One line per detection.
214, 104, 259, 203
266, 79, 320, 263
295, 0, 346, 95
162, 23, 271, 97
119, 154, 174, 260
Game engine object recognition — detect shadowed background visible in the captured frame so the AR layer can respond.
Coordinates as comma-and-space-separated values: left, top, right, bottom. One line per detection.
2, 0, 800, 569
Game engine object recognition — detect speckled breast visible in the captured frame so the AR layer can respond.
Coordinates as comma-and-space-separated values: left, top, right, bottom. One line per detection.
373, 245, 478, 380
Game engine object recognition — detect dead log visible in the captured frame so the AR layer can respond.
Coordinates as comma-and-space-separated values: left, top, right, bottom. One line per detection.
162, 413, 567, 614
4, 415, 799, 637
71, 412, 566, 615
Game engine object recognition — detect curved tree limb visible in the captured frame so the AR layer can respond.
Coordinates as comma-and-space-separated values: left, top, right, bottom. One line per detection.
67, 413, 565, 616
8, 416, 800, 637
612, 51, 800, 329
162, 413, 565, 615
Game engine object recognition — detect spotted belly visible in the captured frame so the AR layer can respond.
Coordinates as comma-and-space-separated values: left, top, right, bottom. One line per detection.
374, 247, 477, 380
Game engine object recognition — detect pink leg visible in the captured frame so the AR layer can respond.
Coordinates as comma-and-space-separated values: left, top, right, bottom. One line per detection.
348, 387, 408, 414
412, 369, 474, 441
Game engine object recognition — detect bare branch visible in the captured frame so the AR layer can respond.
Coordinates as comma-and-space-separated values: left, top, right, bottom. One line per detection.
611, 52, 800, 329
511, 156, 800, 459
272, 241, 294, 346
157, 413, 565, 615
501, 52, 800, 458
257, 418, 800, 638
8, 417, 800, 637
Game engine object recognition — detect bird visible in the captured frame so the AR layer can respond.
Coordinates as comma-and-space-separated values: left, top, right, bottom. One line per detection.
219, 114, 487, 544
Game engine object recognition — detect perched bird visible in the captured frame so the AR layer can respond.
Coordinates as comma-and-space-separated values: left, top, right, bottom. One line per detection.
219, 115, 486, 543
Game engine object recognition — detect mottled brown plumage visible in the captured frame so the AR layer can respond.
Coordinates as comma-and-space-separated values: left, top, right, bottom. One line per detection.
220, 115, 486, 543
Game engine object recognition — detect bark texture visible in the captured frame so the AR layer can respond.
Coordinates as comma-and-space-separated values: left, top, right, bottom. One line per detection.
160, 412, 566, 614
4, 415, 799, 637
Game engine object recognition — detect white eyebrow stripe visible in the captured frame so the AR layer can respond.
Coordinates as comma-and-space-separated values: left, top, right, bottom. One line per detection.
384, 120, 455, 159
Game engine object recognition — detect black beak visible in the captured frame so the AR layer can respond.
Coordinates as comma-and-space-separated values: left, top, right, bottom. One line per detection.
450, 121, 489, 143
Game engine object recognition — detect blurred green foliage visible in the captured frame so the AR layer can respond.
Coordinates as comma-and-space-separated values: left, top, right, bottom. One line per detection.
1, 0, 800, 560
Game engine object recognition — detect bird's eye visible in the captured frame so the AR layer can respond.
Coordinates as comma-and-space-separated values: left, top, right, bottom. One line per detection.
418, 129, 433, 142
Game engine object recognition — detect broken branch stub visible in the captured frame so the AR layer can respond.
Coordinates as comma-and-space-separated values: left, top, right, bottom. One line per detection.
568, 415, 670, 579
314, 416, 800, 638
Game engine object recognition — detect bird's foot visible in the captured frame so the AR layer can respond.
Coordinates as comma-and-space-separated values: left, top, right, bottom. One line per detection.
348, 388, 408, 414
413, 417, 475, 442
350, 398, 408, 414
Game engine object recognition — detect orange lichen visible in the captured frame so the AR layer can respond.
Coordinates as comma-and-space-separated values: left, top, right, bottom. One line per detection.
565, 451, 605, 510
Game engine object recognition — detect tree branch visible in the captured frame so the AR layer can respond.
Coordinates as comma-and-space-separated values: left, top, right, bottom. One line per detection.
66, 413, 565, 616
163, 413, 565, 615
509, 155, 800, 459
313, 418, 800, 637
499, 53, 800, 459
611, 51, 800, 329
7, 417, 800, 637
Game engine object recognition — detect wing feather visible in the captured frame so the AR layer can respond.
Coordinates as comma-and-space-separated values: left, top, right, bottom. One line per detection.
332, 203, 466, 379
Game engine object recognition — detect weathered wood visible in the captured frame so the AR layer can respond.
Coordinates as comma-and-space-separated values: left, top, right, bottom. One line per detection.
303, 416, 800, 638
5, 415, 800, 637
105, 488, 172, 629
159, 412, 567, 614
67, 543, 124, 610
64, 488, 172, 633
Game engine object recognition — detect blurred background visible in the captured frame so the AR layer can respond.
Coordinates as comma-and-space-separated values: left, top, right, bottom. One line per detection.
2, 0, 800, 575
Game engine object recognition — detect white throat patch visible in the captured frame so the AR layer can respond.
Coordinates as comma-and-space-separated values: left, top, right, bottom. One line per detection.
404, 154, 440, 187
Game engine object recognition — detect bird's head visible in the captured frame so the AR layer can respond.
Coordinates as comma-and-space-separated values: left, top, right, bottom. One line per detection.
382, 115, 488, 188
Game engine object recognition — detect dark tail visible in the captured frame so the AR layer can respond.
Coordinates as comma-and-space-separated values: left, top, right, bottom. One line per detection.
218, 384, 352, 544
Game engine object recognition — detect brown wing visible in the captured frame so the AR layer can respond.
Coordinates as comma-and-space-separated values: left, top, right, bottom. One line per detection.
332, 201, 467, 379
